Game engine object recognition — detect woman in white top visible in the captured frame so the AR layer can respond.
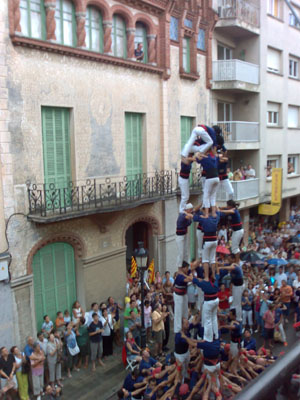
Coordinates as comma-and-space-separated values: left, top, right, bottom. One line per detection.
72, 301, 84, 326
11, 346, 30, 400
101, 308, 115, 358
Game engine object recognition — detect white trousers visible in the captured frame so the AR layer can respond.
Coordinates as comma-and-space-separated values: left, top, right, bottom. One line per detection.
176, 234, 189, 268
231, 229, 244, 254
278, 322, 287, 342
219, 178, 234, 199
202, 241, 217, 263
197, 287, 204, 312
178, 177, 190, 212
174, 351, 190, 380
196, 230, 204, 258
202, 177, 220, 208
230, 342, 239, 358
181, 127, 213, 158
174, 293, 189, 333
232, 284, 244, 322
242, 310, 253, 326
202, 298, 219, 342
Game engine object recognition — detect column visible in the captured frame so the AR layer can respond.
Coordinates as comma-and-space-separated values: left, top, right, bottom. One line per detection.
103, 20, 112, 55
44, 1, 56, 41
126, 28, 135, 61
147, 34, 157, 65
75, 12, 86, 48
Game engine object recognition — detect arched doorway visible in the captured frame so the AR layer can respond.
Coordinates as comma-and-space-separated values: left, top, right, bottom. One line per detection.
125, 221, 151, 269
32, 242, 77, 330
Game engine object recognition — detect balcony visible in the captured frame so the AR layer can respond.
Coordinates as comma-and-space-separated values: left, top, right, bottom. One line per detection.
212, 60, 260, 92
216, 0, 260, 37
27, 171, 175, 223
217, 178, 259, 202
215, 121, 259, 150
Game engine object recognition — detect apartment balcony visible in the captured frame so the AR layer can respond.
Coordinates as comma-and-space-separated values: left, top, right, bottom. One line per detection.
212, 60, 260, 92
217, 178, 259, 202
27, 171, 175, 223
215, 121, 260, 150
215, 0, 260, 37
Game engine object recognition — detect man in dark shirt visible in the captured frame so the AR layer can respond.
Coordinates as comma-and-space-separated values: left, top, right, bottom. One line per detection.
174, 318, 191, 379
88, 313, 104, 370
135, 43, 144, 61
0, 346, 17, 396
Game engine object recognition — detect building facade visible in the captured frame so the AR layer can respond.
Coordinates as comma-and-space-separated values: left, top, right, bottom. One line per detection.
0, 0, 216, 346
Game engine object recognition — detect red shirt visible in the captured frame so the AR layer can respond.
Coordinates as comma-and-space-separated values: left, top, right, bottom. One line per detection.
218, 288, 230, 309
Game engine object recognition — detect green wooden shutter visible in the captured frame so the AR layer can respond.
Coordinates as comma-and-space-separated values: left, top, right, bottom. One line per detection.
125, 113, 143, 196
33, 242, 76, 330
42, 107, 71, 206
180, 116, 194, 185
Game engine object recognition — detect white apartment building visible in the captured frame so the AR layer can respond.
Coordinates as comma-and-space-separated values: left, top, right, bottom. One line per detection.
211, 0, 300, 234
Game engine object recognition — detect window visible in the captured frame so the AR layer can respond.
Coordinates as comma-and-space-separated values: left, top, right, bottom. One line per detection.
184, 19, 193, 28
288, 106, 299, 128
55, 0, 76, 47
289, 6, 300, 28
289, 57, 299, 78
182, 37, 191, 73
170, 16, 179, 41
267, 0, 282, 19
134, 23, 148, 63
85, 6, 103, 53
267, 47, 281, 73
111, 15, 126, 58
267, 102, 280, 126
41, 107, 71, 206
197, 29, 205, 51
267, 156, 280, 177
288, 155, 299, 175
217, 102, 232, 139
20, 0, 45, 39
217, 44, 232, 60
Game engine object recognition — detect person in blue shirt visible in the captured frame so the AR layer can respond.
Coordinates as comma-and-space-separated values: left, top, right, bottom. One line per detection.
174, 318, 191, 380
241, 289, 253, 333
117, 386, 147, 399
242, 329, 256, 352
24, 336, 34, 361
175, 204, 194, 268
173, 261, 192, 333
178, 154, 194, 213
222, 308, 242, 363
139, 350, 161, 375
221, 262, 244, 323
123, 369, 146, 393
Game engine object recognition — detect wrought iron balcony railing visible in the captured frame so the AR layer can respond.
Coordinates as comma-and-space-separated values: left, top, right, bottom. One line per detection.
27, 169, 204, 220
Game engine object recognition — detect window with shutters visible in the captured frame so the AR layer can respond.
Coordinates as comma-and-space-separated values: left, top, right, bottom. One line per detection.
288, 105, 300, 128
180, 116, 195, 185
32, 242, 76, 330
111, 15, 127, 59
267, 0, 282, 19
41, 107, 71, 206
20, 0, 46, 39
134, 23, 148, 63
182, 37, 191, 73
85, 6, 103, 53
267, 47, 281, 74
267, 102, 281, 126
55, 0, 76, 47
289, 57, 299, 78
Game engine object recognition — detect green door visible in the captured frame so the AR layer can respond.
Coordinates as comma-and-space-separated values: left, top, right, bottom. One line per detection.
125, 112, 143, 197
180, 116, 194, 185
32, 242, 77, 330
42, 107, 71, 208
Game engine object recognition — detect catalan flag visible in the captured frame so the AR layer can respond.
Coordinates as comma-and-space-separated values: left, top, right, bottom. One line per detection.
148, 259, 155, 284
130, 256, 137, 278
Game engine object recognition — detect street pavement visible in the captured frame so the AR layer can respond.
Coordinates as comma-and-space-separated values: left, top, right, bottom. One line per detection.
62, 308, 299, 400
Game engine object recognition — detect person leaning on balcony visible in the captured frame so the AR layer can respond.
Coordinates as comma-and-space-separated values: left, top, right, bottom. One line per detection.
134, 43, 144, 61
245, 164, 256, 179
227, 167, 233, 180
233, 169, 243, 181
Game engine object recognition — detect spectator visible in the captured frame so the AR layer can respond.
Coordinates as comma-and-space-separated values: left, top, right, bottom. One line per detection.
63, 310, 71, 325
242, 329, 256, 351
227, 167, 233, 180
46, 333, 62, 389
37, 331, 48, 356
43, 384, 62, 400
55, 312, 66, 334
139, 350, 161, 375
11, 345, 30, 400
134, 43, 144, 61
72, 301, 84, 326
151, 303, 167, 356
88, 312, 105, 371
274, 303, 288, 346
87, 303, 101, 327
75, 317, 89, 369
107, 296, 123, 347
0, 346, 18, 400
24, 336, 34, 361
263, 304, 275, 348
101, 308, 114, 358
275, 266, 287, 288
242, 289, 253, 333
280, 280, 293, 323
64, 322, 80, 378
245, 164, 256, 179
143, 300, 152, 344
125, 331, 142, 363
128, 310, 142, 346
42, 315, 54, 338
30, 343, 45, 400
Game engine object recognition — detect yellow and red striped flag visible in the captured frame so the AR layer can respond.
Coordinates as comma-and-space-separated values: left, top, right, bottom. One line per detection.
148, 259, 155, 284
130, 256, 137, 278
